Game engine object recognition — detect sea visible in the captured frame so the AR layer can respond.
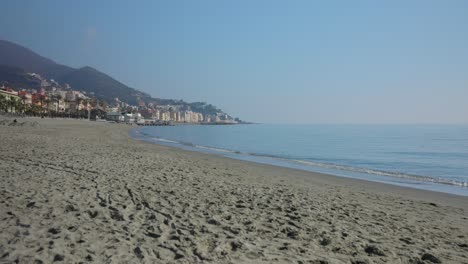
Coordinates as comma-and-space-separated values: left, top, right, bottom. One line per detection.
130, 124, 468, 196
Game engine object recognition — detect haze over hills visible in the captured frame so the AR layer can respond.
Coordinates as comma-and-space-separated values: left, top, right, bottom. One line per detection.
0, 39, 228, 116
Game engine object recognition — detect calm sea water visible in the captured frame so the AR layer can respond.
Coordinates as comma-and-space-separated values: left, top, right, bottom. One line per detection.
131, 124, 468, 196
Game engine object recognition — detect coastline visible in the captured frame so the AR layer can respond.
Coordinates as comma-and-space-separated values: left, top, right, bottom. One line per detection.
131, 127, 468, 207
132, 126, 468, 196
1, 118, 467, 263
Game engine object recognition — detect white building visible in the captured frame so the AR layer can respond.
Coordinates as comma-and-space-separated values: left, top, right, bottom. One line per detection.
106, 112, 124, 122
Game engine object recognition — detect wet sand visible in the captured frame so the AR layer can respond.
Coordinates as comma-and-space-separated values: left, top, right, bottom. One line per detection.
1, 118, 467, 263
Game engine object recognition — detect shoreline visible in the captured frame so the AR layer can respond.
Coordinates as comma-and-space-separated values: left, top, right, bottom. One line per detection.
1, 118, 467, 263
131, 126, 468, 197
130, 127, 468, 209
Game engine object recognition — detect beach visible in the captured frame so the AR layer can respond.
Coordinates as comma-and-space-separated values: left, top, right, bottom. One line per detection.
1, 118, 467, 264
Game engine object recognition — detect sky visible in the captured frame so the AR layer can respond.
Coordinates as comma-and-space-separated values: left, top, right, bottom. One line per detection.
1, 0, 467, 124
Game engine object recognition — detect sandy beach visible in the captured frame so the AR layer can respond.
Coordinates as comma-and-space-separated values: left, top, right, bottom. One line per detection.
1, 118, 467, 264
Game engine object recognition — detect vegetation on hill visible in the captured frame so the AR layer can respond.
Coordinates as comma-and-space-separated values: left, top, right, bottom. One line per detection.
0, 65, 41, 89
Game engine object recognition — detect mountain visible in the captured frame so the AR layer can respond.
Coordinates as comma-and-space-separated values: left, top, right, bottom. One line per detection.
0, 40, 73, 79
0, 40, 140, 104
0, 39, 228, 116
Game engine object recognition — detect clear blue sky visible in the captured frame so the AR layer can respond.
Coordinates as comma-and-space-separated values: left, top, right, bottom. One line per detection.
1, 0, 467, 123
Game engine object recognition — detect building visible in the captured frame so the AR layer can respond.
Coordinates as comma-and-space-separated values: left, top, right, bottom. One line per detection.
106, 112, 124, 122
159, 111, 170, 121
182, 111, 191, 122
18, 91, 32, 105
169, 111, 177, 121
106, 106, 120, 113
154, 109, 160, 120
124, 113, 142, 123
197, 113, 203, 122
65, 91, 76, 102
67, 101, 79, 113
32, 93, 45, 106
139, 108, 153, 119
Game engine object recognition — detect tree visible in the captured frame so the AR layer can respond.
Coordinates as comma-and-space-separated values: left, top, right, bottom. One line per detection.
82, 99, 90, 119
89, 98, 98, 112
20, 94, 28, 113
64, 98, 71, 117
30, 104, 42, 115
38, 94, 47, 116
0, 94, 6, 112
75, 98, 82, 112
8, 97, 19, 113
98, 100, 107, 111
51, 94, 62, 112
43, 98, 51, 116
13, 97, 22, 113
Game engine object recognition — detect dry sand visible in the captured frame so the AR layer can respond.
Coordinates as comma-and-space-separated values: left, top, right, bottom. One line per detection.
1, 118, 467, 264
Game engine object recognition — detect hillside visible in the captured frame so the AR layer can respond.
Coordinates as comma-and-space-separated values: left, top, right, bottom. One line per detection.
0, 65, 41, 89
57, 66, 149, 105
0, 39, 227, 116
0, 40, 144, 104
0, 40, 73, 79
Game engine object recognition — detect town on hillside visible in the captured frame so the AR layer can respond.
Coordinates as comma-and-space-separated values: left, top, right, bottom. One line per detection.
0, 73, 241, 125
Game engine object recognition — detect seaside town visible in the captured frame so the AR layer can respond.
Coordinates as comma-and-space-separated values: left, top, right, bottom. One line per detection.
0, 72, 238, 125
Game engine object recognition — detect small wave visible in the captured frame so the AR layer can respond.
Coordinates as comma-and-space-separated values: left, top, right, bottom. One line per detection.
290, 159, 468, 188
195, 145, 238, 154
153, 138, 179, 144
390, 151, 468, 158
133, 129, 468, 188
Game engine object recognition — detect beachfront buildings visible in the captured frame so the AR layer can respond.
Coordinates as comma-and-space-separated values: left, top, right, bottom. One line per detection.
1, 71, 238, 124
106, 112, 125, 122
